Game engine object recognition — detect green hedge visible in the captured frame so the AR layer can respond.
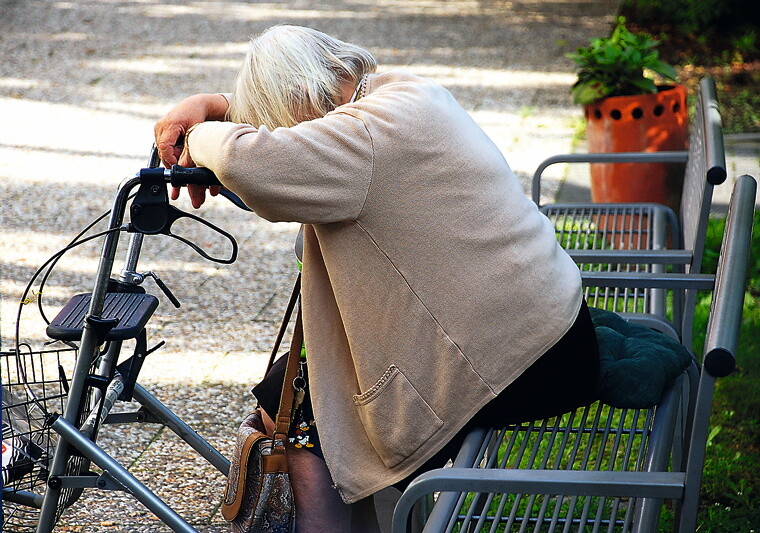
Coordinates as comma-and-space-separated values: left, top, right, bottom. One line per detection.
621, 0, 760, 35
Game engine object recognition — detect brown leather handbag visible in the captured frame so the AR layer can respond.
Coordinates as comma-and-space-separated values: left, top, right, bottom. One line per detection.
222, 278, 302, 533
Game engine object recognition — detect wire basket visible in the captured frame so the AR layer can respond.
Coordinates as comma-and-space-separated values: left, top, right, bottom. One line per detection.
2, 346, 77, 531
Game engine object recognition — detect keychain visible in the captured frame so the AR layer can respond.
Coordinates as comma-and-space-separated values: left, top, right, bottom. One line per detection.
292, 359, 307, 409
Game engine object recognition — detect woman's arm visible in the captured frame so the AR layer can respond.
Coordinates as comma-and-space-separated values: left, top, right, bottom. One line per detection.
185, 112, 374, 223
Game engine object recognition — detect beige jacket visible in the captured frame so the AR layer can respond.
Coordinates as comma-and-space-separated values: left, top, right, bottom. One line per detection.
186, 70, 582, 503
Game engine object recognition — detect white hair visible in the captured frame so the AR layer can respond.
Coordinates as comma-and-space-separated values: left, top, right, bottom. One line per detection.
228, 25, 377, 129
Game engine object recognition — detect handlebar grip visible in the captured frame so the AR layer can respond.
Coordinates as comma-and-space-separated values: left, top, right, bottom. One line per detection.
169, 165, 222, 187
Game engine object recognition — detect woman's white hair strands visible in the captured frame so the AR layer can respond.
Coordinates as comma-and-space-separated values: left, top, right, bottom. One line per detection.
228, 25, 377, 129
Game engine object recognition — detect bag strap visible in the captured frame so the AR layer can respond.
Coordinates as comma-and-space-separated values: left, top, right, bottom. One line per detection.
221, 419, 269, 521
273, 306, 304, 447
265, 274, 301, 375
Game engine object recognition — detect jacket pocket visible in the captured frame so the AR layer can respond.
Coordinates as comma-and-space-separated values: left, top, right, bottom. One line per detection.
352, 365, 443, 469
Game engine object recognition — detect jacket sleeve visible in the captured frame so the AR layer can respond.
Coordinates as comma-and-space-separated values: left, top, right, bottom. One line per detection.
185, 111, 374, 224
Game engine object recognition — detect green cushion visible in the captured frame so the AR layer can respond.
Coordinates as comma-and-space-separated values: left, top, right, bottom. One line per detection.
590, 307, 693, 409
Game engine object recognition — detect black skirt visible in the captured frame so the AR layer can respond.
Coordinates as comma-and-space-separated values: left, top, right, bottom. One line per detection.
251, 300, 600, 489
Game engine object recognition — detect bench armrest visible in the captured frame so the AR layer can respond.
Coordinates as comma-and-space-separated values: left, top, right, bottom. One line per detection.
568, 249, 694, 265
391, 469, 686, 533
580, 271, 715, 290
679, 175, 756, 533
532, 151, 689, 205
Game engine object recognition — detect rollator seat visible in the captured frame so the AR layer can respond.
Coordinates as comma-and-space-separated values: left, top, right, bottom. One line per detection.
46, 292, 159, 341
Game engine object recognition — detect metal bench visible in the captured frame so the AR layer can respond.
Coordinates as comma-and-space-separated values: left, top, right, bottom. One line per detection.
532, 77, 727, 348
392, 174, 756, 533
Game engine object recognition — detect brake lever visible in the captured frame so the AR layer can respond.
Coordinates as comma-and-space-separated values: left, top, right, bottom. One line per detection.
144, 271, 181, 308
164, 206, 239, 264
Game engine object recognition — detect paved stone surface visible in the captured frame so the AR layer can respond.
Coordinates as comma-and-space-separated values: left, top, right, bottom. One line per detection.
714, 133, 760, 214
3, 0, 756, 532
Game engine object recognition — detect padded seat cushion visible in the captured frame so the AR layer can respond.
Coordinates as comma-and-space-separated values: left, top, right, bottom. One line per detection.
590, 307, 693, 408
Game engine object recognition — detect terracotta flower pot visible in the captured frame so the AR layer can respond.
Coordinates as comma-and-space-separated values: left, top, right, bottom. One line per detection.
584, 84, 689, 213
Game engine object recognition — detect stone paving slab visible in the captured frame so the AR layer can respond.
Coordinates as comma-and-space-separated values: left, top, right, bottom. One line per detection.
715, 134, 760, 214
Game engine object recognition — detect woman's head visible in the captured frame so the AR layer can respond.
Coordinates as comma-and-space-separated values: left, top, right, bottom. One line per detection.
228, 25, 377, 129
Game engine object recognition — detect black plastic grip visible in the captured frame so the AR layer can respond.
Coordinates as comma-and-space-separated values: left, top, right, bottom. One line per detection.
169, 165, 222, 187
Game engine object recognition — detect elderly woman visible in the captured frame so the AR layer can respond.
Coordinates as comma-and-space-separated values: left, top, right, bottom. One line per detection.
155, 25, 599, 533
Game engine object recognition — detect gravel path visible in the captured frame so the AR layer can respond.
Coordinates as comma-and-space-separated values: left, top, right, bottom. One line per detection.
1, 1, 620, 531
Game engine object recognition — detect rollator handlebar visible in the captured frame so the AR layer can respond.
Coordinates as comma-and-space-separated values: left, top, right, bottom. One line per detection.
161, 165, 251, 212
168, 165, 222, 187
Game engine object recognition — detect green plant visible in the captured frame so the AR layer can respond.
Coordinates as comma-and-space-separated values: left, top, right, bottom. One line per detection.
732, 30, 758, 57
568, 17, 678, 105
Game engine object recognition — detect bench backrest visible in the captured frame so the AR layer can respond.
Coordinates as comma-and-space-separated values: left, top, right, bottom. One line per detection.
680, 76, 727, 274
675, 77, 728, 346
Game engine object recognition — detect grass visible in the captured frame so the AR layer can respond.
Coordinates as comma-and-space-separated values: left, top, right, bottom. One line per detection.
688, 214, 760, 531
453, 405, 657, 532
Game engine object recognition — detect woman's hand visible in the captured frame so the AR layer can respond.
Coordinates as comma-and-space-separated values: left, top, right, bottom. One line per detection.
154, 93, 229, 207
154, 93, 229, 166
